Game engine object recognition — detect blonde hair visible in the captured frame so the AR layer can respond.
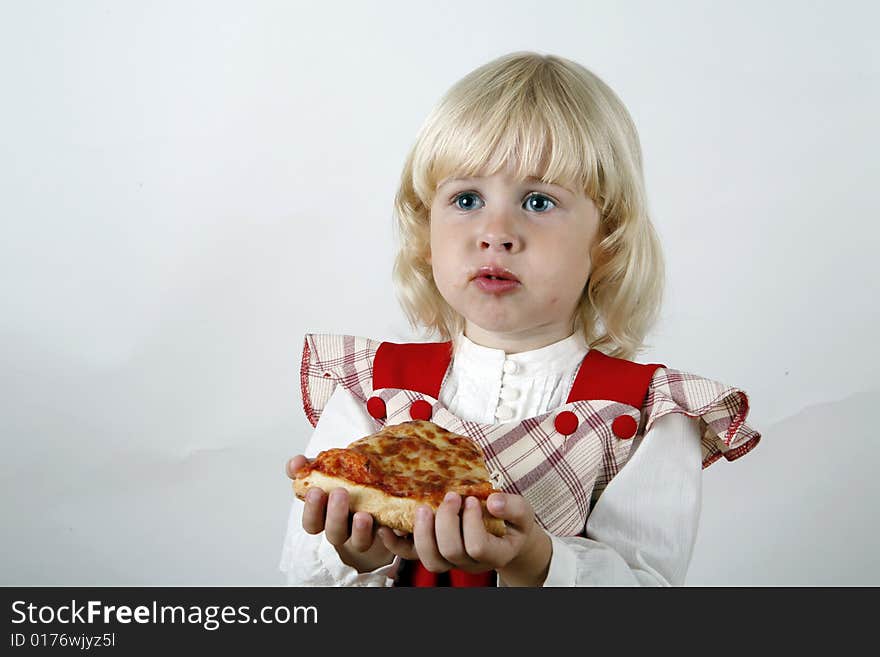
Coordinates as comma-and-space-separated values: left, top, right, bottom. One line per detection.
391, 51, 664, 360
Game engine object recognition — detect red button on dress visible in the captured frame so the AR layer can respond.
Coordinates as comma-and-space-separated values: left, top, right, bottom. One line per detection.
554, 411, 579, 435
612, 415, 638, 439
410, 399, 433, 421
366, 396, 386, 419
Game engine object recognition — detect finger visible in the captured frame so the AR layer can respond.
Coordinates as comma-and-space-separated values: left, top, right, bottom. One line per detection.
486, 493, 533, 532
377, 527, 418, 560
348, 512, 375, 552
435, 493, 477, 567
413, 505, 452, 573
462, 496, 503, 564
324, 488, 352, 546
287, 455, 309, 480
300, 488, 328, 535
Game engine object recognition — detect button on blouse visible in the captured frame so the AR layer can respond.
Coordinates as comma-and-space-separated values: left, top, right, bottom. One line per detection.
440, 332, 589, 425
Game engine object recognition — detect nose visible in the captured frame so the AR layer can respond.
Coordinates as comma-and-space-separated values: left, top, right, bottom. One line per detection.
480, 235, 516, 252
477, 213, 521, 253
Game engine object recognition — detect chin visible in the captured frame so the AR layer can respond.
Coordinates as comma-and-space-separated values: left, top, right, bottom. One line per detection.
465, 313, 523, 334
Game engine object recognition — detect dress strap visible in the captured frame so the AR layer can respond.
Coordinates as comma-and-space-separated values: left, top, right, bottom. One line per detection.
372, 340, 453, 398
567, 349, 665, 407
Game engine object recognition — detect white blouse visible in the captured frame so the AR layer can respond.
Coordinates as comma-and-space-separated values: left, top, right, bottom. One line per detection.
279, 332, 703, 586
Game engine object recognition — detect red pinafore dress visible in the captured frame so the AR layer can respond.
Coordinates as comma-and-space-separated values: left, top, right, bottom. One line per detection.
299, 334, 761, 587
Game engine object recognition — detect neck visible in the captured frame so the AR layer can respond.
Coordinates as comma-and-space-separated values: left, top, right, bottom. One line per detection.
463, 321, 576, 355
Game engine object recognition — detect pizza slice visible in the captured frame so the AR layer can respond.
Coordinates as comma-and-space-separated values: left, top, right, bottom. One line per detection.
293, 419, 506, 537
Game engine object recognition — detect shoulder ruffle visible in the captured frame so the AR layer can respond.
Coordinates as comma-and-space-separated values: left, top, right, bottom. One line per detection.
643, 368, 761, 468
300, 333, 381, 427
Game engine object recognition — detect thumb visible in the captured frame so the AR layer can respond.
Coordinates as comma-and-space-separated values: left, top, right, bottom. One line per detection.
286, 455, 309, 480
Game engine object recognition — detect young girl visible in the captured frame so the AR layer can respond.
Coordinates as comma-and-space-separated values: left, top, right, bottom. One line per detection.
278, 51, 760, 587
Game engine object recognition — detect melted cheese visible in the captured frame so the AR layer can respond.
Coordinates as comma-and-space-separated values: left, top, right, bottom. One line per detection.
307, 420, 495, 506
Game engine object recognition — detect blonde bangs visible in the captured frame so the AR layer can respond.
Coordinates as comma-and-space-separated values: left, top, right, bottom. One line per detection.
392, 51, 664, 360
411, 57, 602, 209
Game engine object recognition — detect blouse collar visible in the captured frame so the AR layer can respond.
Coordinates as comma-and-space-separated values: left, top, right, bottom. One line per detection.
452, 331, 589, 377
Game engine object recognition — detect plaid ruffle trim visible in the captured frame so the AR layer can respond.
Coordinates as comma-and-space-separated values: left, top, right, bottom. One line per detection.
642, 368, 761, 468
300, 333, 380, 427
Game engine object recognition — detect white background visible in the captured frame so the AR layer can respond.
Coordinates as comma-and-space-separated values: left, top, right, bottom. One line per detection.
1, 0, 877, 585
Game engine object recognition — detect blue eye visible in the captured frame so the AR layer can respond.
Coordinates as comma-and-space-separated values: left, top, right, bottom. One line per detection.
453, 192, 482, 211
525, 194, 556, 212
452, 192, 557, 213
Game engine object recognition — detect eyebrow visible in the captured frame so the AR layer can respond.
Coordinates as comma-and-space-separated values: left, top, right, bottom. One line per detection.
438, 176, 573, 194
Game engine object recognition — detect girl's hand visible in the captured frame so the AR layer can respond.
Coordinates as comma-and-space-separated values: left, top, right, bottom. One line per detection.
378, 492, 552, 587
286, 456, 395, 573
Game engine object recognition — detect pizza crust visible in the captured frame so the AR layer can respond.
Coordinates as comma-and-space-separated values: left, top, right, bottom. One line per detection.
294, 469, 506, 537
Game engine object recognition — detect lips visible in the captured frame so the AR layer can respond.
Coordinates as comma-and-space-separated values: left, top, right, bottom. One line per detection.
472, 266, 521, 283
471, 265, 521, 295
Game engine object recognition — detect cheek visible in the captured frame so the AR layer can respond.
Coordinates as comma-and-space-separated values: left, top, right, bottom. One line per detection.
426, 247, 451, 289
535, 242, 591, 301
428, 227, 457, 276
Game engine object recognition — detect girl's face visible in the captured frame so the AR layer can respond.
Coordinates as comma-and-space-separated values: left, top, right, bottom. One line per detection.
427, 167, 601, 352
